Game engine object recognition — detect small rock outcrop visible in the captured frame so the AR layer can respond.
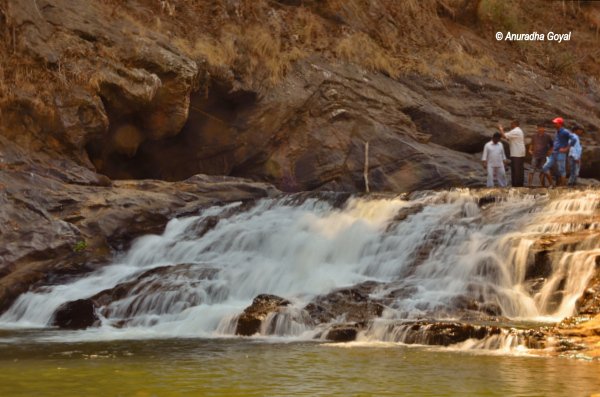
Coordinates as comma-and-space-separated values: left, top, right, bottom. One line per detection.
390, 321, 502, 346
51, 299, 99, 330
235, 294, 291, 336
576, 257, 600, 315
49, 264, 220, 328
325, 324, 359, 342
304, 281, 384, 325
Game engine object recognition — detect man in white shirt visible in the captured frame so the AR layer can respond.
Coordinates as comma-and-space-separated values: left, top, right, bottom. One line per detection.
498, 120, 526, 187
482, 132, 508, 187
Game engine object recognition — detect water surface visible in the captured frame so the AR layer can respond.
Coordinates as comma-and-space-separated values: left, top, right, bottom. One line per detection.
1, 330, 598, 397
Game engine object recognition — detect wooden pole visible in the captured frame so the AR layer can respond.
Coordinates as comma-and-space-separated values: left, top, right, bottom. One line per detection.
364, 141, 370, 193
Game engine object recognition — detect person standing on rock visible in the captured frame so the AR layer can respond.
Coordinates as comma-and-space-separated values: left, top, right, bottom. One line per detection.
568, 125, 584, 186
482, 132, 508, 188
528, 124, 554, 187
498, 120, 526, 187
542, 117, 575, 186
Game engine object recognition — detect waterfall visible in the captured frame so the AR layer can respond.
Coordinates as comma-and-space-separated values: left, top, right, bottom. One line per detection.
1, 189, 598, 347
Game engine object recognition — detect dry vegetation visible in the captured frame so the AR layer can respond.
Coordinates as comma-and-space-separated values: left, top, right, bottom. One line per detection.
1, 0, 599, 103
152, 0, 498, 82
334, 32, 401, 78
96, 0, 600, 85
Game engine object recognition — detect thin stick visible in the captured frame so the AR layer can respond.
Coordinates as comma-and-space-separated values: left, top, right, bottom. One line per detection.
188, 105, 228, 125
364, 141, 370, 193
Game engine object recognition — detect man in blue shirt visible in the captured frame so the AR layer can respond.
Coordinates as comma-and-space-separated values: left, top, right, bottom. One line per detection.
568, 125, 583, 186
542, 117, 576, 186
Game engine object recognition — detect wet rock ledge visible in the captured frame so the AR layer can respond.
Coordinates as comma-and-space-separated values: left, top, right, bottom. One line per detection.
0, 151, 279, 315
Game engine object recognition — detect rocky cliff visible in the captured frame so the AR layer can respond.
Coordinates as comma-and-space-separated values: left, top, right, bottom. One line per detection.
1, 0, 600, 331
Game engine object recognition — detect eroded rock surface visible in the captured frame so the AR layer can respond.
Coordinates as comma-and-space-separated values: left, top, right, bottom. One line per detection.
304, 281, 384, 325
0, 146, 278, 314
3, 1, 600, 191
576, 257, 600, 315
235, 294, 291, 336
49, 264, 221, 329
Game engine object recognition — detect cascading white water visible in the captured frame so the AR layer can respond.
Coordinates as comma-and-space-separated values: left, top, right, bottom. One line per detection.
0, 189, 598, 348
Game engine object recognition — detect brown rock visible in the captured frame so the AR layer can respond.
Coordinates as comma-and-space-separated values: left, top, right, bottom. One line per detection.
377, 321, 502, 346
304, 281, 384, 325
47, 263, 221, 329
576, 259, 600, 315
0, 149, 279, 314
97, 264, 219, 320
235, 294, 291, 336
325, 324, 359, 342
51, 299, 99, 330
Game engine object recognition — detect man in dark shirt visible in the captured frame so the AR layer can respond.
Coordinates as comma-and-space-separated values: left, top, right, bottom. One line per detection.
528, 124, 553, 187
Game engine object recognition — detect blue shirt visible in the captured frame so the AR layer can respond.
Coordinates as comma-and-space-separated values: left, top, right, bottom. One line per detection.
553, 127, 575, 152
569, 133, 582, 160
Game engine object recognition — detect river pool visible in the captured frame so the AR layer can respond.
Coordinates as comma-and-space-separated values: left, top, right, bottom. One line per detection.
0, 330, 598, 397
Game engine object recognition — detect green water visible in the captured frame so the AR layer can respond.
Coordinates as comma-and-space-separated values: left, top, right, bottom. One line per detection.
0, 330, 599, 397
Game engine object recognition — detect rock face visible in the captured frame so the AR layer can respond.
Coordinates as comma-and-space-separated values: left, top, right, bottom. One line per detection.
235, 294, 291, 336
2, 1, 600, 193
0, 146, 278, 314
576, 257, 600, 315
552, 315, 600, 358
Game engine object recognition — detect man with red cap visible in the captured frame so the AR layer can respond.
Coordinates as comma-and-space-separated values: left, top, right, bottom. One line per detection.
542, 117, 576, 186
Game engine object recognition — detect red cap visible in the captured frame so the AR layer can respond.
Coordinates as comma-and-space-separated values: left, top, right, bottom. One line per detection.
552, 117, 564, 125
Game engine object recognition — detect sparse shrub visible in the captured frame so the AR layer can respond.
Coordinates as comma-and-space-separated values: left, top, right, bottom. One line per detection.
73, 240, 87, 253
546, 51, 576, 76
477, 0, 522, 33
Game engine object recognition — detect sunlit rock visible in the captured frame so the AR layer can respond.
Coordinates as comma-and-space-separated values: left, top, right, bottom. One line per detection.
235, 294, 291, 336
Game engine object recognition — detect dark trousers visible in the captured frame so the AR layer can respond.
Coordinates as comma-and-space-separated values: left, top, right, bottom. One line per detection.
510, 156, 525, 187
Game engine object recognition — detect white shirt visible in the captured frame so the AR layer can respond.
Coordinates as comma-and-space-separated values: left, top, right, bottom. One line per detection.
569, 133, 582, 160
504, 127, 526, 157
482, 141, 506, 167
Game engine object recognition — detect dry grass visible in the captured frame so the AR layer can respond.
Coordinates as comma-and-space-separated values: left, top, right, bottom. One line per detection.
1, 0, 598, 105
434, 48, 497, 77
289, 7, 329, 50
238, 24, 306, 84
175, 21, 307, 86
334, 32, 400, 78
477, 0, 522, 32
